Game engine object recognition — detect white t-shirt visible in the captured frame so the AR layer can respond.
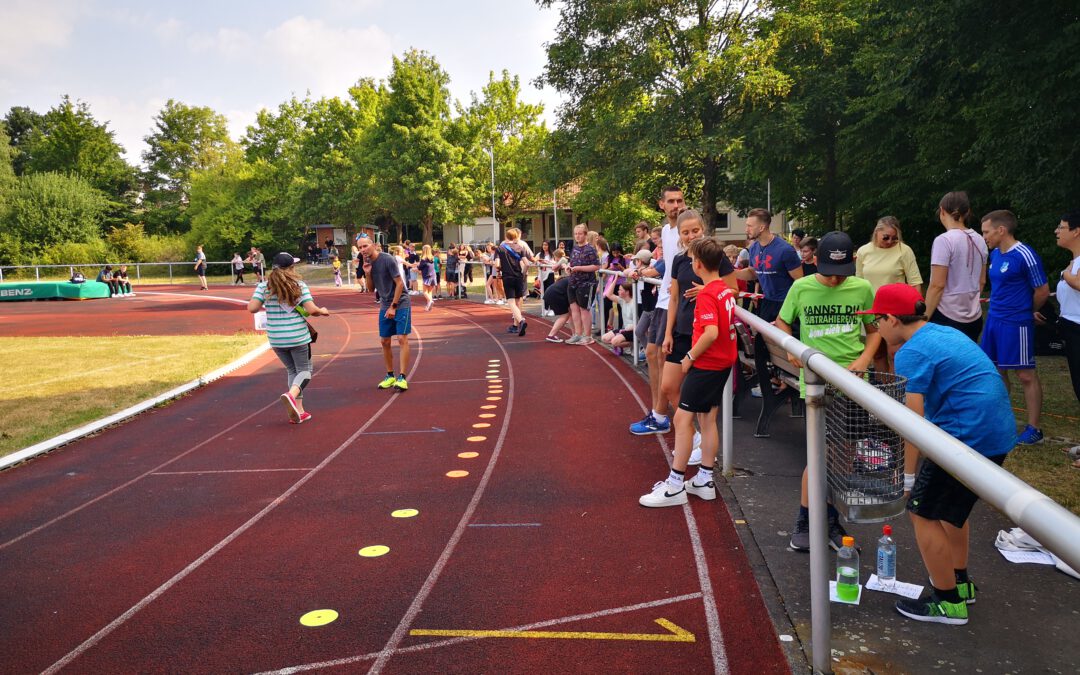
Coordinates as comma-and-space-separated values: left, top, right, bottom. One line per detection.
1058, 255, 1080, 324
655, 222, 680, 311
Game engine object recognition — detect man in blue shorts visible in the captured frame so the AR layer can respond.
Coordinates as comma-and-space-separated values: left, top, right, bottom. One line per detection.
861, 284, 1015, 625
359, 237, 411, 391
979, 210, 1050, 444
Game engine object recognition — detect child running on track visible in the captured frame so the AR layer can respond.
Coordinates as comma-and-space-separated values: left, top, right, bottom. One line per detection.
640, 237, 737, 507
248, 252, 330, 424
360, 237, 412, 391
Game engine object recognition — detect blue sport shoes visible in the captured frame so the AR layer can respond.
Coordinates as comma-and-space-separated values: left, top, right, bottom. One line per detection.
629, 413, 671, 435
1016, 425, 1043, 445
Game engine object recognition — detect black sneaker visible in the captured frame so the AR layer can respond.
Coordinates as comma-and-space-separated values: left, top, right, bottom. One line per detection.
827, 513, 850, 551
518, 319, 528, 336
506, 325, 518, 334
789, 515, 810, 551
895, 593, 968, 625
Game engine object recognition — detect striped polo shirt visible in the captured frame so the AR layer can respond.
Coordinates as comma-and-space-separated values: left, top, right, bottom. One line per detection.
253, 281, 314, 348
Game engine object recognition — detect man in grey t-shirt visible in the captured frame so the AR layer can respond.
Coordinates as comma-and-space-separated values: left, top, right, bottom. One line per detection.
359, 239, 412, 391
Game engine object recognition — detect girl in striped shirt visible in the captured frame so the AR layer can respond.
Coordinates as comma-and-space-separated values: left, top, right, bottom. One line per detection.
248, 252, 330, 424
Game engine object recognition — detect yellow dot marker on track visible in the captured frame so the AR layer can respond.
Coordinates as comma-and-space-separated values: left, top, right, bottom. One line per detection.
467, 435, 487, 442
478, 413, 496, 419
486, 397, 501, 401
488, 359, 500, 364
481, 404, 497, 409
486, 369, 500, 374
446, 470, 470, 478
458, 451, 479, 458
486, 375, 501, 380
358, 545, 390, 557
392, 509, 419, 518
472, 423, 491, 429
299, 609, 339, 627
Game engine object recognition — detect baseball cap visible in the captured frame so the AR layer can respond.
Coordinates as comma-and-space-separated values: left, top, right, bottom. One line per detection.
634, 249, 653, 265
855, 283, 925, 316
272, 252, 299, 269
815, 231, 855, 276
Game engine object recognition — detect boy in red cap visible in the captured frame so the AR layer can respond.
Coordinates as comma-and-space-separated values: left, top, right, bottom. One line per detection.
861, 283, 1014, 624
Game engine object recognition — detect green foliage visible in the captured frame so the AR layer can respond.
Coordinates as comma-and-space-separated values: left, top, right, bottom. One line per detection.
3, 106, 44, 175
570, 180, 656, 248
3, 172, 108, 261
539, 0, 791, 231
141, 99, 235, 233
38, 239, 110, 265
368, 50, 477, 244
103, 222, 186, 262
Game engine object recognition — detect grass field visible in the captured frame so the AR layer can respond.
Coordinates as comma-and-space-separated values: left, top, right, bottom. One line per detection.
0, 334, 265, 459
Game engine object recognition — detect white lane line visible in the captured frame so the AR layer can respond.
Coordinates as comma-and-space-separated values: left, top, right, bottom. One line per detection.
585, 346, 730, 675
41, 325, 423, 675
467, 523, 541, 528
408, 378, 492, 384
150, 468, 315, 476
367, 311, 515, 674
256, 593, 703, 674
362, 427, 445, 436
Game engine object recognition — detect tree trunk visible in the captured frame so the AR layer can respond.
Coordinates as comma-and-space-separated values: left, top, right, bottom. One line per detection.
422, 214, 434, 246
701, 155, 720, 232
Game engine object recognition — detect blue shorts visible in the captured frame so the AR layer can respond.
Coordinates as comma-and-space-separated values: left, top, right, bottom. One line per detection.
379, 305, 412, 338
980, 317, 1034, 369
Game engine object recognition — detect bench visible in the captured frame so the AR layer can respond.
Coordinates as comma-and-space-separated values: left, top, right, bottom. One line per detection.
733, 322, 805, 437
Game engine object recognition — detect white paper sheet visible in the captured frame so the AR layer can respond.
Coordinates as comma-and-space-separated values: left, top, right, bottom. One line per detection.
998, 548, 1056, 565
865, 574, 924, 599
253, 310, 268, 331
829, 580, 862, 605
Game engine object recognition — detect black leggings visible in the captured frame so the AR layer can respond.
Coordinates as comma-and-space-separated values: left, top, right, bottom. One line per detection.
1060, 317, 1080, 404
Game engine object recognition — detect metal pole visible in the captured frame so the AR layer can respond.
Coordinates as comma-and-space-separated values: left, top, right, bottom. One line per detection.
485, 147, 497, 241
35, 266, 40, 282
721, 372, 734, 475
168, 263, 173, 284
553, 189, 559, 246
804, 363, 832, 675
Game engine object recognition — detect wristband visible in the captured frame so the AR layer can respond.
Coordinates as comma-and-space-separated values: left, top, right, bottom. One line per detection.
685, 353, 695, 362
903, 473, 915, 491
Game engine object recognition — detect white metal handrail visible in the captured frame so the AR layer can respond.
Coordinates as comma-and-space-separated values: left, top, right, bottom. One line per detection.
730, 305, 1080, 674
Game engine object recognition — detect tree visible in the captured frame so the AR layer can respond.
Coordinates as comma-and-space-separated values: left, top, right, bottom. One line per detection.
3, 106, 44, 176
459, 71, 549, 224
369, 50, 476, 245
3, 172, 108, 259
539, 0, 791, 231
141, 99, 235, 233
24, 96, 136, 201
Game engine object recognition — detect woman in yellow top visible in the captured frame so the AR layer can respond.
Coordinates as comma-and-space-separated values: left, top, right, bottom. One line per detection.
856, 216, 924, 371
855, 216, 924, 291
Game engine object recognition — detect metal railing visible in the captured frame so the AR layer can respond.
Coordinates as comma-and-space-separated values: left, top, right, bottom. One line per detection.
0, 261, 245, 284
729, 306, 1080, 674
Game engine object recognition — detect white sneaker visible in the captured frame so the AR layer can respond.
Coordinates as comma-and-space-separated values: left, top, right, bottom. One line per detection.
496, 299, 506, 305
688, 445, 702, 466
751, 385, 762, 398
484, 299, 495, 304
127, 292, 136, 297
639, 481, 687, 508
685, 478, 717, 501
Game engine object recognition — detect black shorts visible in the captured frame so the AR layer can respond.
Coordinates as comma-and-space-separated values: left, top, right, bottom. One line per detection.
678, 366, 732, 413
503, 277, 527, 299
569, 282, 596, 309
907, 453, 1007, 528
664, 333, 692, 364
446, 271, 459, 283
930, 309, 983, 343
195, 264, 206, 276
647, 308, 667, 346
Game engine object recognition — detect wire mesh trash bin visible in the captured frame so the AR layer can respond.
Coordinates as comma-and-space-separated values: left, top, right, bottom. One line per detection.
825, 371, 907, 523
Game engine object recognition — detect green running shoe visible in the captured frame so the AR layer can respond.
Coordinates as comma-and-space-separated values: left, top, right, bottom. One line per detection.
895, 594, 968, 625
394, 376, 409, 391
956, 580, 977, 605
378, 375, 397, 389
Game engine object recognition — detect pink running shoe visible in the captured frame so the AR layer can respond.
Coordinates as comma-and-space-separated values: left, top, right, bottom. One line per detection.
292, 411, 312, 424
280, 392, 301, 423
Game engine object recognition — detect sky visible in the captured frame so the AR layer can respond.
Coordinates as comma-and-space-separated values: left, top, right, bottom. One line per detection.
0, 0, 565, 165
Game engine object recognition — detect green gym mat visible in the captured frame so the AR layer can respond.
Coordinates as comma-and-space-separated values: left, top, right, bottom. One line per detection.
0, 281, 112, 300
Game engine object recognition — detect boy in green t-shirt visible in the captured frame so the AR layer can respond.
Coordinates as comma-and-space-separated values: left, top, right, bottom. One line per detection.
776, 231, 880, 551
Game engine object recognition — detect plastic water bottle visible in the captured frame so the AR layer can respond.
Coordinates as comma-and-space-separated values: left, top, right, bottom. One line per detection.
836, 536, 860, 601
877, 525, 896, 589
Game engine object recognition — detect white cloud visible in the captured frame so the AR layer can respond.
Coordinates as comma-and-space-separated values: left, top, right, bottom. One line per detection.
224, 106, 264, 143
154, 18, 184, 43
262, 17, 394, 95
187, 27, 257, 59
0, 0, 81, 72
78, 94, 167, 162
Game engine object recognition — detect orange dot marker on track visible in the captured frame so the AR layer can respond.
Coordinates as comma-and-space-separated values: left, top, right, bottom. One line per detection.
446, 470, 469, 478
478, 413, 496, 418
457, 451, 479, 458
467, 435, 487, 442
481, 404, 497, 409
472, 423, 491, 429
486, 397, 501, 401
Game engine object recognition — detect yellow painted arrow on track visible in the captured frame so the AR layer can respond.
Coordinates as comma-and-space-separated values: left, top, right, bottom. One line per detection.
409, 618, 695, 643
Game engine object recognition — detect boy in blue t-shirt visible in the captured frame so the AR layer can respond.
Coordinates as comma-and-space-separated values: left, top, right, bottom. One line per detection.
979, 210, 1050, 444
861, 284, 1015, 626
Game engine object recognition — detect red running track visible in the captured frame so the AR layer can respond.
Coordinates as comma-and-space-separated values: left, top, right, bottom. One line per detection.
0, 287, 788, 674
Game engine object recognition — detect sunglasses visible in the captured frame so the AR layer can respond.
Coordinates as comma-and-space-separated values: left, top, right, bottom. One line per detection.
880, 235, 897, 242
